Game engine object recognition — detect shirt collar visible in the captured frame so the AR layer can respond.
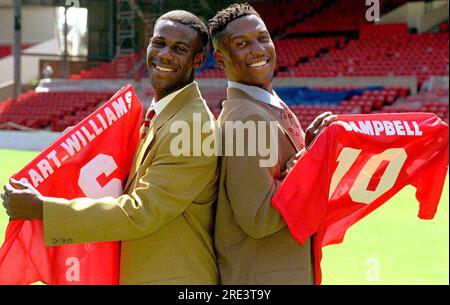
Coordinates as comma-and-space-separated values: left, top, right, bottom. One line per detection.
150, 81, 195, 116
227, 81, 283, 109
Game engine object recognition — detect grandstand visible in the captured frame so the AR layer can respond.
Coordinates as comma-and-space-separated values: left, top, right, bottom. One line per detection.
0, 91, 113, 131
0, 0, 448, 136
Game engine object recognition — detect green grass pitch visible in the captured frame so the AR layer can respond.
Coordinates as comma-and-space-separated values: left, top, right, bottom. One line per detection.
0, 149, 448, 284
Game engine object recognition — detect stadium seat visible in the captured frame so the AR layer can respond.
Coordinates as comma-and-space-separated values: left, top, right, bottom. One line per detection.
0, 91, 113, 131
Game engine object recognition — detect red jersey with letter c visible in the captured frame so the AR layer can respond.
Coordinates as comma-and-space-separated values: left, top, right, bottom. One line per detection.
0, 85, 143, 284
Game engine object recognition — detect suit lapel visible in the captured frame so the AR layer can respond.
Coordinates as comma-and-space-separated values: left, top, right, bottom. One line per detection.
124, 82, 201, 191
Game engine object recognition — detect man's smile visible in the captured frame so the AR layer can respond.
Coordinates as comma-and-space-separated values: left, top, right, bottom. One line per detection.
247, 57, 271, 68
152, 63, 177, 73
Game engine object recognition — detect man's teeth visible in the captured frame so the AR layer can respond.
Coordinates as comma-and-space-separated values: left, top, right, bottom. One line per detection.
249, 60, 268, 67
156, 65, 175, 72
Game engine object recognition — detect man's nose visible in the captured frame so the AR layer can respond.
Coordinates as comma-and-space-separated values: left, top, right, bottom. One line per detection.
250, 41, 266, 54
158, 46, 175, 62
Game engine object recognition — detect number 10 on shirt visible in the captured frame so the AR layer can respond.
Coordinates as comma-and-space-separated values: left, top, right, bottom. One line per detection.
329, 148, 407, 204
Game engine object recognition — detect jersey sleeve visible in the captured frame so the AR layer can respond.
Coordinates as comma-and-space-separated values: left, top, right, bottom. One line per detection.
272, 125, 337, 244
412, 141, 449, 220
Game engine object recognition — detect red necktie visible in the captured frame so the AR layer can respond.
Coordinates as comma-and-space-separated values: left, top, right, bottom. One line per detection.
280, 106, 305, 151
141, 107, 155, 139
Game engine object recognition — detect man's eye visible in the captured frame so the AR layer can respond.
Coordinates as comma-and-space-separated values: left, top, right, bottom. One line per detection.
260, 36, 270, 42
176, 47, 187, 53
237, 41, 248, 47
151, 40, 163, 47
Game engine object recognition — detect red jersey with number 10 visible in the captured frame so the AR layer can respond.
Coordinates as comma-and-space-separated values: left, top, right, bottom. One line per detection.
272, 113, 449, 284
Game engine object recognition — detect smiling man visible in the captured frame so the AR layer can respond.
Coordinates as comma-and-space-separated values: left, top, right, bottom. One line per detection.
209, 3, 335, 284
1, 10, 219, 285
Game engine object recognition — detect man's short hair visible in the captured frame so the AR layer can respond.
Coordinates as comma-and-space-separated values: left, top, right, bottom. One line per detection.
208, 3, 261, 42
156, 10, 209, 52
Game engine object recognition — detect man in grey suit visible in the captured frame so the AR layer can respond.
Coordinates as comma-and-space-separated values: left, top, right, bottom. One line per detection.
209, 3, 335, 284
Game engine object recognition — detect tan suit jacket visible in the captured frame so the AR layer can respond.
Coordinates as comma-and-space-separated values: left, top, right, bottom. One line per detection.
215, 87, 314, 285
43, 82, 219, 285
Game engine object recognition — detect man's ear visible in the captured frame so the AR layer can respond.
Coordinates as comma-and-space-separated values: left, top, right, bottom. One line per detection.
194, 51, 207, 70
213, 49, 225, 70
146, 37, 153, 69
147, 35, 154, 47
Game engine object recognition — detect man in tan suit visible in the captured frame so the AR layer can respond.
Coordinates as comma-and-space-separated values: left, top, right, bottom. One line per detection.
1, 11, 219, 285
208, 3, 335, 284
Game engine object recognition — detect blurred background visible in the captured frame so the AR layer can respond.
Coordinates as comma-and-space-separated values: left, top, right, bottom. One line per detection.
0, 0, 448, 143
0, 0, 448, 284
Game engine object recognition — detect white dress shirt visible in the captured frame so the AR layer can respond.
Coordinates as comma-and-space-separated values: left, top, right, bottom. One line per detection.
149, 81, 195, 117
227, 81, 283, 109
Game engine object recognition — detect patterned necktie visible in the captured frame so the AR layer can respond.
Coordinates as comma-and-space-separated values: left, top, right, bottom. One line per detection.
141, 107, 156, 139
279, 104, 305, 151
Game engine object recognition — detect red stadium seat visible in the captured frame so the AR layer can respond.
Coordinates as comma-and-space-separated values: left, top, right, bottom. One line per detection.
0, 91, 113, 130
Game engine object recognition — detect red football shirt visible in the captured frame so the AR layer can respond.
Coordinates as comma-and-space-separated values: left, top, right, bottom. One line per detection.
0, 85, 143, 284
272, 113, 449, 284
